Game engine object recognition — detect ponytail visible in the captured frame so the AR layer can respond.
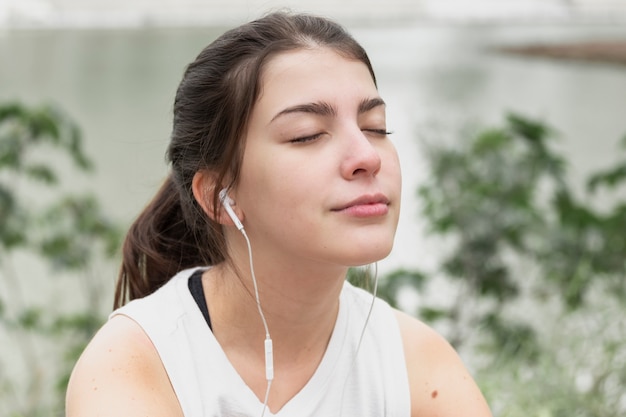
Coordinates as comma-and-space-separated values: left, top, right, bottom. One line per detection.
113, 175, 223, 309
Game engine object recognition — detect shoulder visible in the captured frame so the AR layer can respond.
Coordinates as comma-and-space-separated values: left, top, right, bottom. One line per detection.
394, 309, 493, 417
65, 314, 183, 417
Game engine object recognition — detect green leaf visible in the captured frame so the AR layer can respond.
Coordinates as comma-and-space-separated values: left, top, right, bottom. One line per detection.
506, 112, 550, 143
17, 307, 43, 330
24, 164, 58, 184
471, 128, 511, 154
587, 162, 626, 192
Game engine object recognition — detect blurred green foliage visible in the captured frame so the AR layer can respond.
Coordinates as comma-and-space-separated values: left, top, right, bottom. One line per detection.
0, 102, 122, 416
375, 113, 626, 416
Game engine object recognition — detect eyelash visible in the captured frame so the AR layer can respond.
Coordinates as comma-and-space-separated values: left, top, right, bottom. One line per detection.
364, 129, 393, 137
290, 133, 324, 143
289, 129, 392, 144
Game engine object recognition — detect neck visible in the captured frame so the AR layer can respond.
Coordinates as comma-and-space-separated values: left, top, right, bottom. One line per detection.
202, 230, 355, 412
204, 238, 348, 362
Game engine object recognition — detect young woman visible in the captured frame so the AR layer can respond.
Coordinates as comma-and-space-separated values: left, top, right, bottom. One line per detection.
66, 11, 492, 417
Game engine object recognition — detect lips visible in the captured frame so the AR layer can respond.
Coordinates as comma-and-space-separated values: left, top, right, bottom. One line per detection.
332, 193, 390, 217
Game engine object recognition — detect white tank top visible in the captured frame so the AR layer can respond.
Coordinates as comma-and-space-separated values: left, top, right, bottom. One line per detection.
111, 267, 410, 417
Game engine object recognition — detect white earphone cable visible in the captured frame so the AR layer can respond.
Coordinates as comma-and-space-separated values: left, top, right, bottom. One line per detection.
221, 188, 273, 416
240, 228, 273, 417
241, 229, 271, 339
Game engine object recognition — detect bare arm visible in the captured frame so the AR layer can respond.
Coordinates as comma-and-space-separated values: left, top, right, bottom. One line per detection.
395, 310, 493, 417
65, 315, 183, 417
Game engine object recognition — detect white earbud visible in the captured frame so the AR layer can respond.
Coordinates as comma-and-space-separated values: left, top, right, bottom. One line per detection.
219, 188, 244, 231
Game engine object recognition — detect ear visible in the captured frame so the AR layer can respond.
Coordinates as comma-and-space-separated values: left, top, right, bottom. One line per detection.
192, 170, 244, 227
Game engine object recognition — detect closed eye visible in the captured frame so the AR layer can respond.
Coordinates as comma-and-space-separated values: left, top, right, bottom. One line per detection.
289, 133, 324, 143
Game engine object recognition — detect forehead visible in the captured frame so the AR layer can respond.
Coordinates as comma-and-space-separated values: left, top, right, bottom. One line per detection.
262, 46, 371, 78
253, 48, 378, 119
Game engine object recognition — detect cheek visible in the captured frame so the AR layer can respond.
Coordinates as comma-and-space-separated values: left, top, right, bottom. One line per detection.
259, 150, 324, 193
240, 155, 313, 220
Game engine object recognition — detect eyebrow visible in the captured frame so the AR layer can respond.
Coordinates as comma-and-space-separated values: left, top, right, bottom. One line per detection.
358, 97, 386, 114
270, 97, 386, 123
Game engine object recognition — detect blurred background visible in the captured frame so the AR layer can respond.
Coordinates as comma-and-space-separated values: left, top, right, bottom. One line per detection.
1, 1, 625, 416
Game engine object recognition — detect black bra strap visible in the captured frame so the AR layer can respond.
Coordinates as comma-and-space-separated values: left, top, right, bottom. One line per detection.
188, 269, 212, 330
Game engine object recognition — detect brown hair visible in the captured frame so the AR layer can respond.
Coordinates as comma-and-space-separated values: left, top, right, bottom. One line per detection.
114, 11, 377, 309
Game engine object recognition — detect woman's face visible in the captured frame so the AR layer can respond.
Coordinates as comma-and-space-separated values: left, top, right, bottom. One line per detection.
234, 47, 402, 268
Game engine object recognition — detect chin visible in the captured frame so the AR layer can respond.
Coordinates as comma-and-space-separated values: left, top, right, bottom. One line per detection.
344, 241, 394, 267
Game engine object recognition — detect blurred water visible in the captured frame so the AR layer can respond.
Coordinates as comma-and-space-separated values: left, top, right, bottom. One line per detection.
1, 21, 626, 277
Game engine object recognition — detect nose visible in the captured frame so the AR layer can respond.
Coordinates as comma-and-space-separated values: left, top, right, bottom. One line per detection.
340, 129, 382, 179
